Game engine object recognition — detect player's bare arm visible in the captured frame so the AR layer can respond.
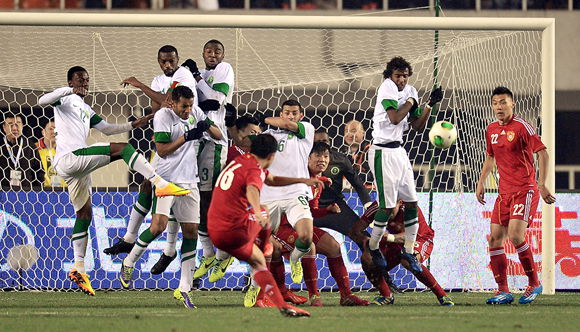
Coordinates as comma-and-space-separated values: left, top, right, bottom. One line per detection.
536, 148, 556, 204
409, 87, 444, 131
131, 114, 154, 129
265, 173, 322, 187
476, 154, 496, 204
386, 97, 416, 125
121, 76, 168, 112
246, 184, 269, 227
207, 123, 224, 141
263, 117, 300, 133
155, 136, 186, 158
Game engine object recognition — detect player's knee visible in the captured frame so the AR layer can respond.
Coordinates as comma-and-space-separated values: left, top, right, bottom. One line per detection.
297, 233, 312, 246
508, 233, 525, 246
180, 224, 197, 238
488, 234, 504, 247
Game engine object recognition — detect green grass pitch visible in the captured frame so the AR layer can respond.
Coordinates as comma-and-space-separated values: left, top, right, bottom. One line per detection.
1, 290, 579, 331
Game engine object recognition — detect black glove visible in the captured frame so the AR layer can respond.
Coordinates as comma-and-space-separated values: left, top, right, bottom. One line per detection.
225, 103, 237, 127
256, 112, 269, 127
181, 59, 200, 77
428, 87, 443, 107
184, 120, 210, 141
408, 97, 419, 114
198, 99, 220, 113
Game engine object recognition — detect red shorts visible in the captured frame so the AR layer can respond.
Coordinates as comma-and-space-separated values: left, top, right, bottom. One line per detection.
491, 189, 540, 227
209, 218, 261, 262
273, 222, 328, 254
380, 236, 433, 270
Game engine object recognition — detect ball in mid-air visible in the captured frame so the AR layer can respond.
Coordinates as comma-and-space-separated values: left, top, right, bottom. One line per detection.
429, 121, 457, 149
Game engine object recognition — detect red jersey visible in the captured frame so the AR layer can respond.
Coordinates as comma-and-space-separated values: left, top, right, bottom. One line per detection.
226, 144, 248, 164
485, 115, 546, 193
309, 175, 330, 218
386, 206, 434, 241
208, 154, 268, 232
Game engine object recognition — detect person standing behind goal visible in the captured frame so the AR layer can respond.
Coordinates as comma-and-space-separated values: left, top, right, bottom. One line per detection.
367, 56, 443, 275
476, 86, 555, 305
38, 66, 190, 296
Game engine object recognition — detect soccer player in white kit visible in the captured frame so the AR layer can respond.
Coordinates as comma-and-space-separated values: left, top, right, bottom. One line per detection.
119, 86, 222, 308
260, 99, 315, 283
38, 66, 190, 296
104, 45, 208, 273
179, 39, 237, 282
367, 57, 443, 274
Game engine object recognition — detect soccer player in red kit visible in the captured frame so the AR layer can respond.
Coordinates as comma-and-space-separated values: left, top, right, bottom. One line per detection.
226, 115, 261, 164
351, 201, 453, 306
207, 133, 321, 317
476, 86, 556, 305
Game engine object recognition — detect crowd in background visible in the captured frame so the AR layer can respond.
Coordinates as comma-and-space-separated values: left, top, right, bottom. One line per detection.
0, 0, 575, 10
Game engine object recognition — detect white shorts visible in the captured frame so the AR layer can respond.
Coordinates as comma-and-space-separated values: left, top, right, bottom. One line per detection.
368, 145, 417, 209
54, 143, 111, 212
197, 140, 227, 191
151, 184, 200, 224
264, 196, 313, 232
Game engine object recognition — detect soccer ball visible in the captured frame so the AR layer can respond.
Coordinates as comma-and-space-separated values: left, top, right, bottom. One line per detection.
429, 121, 457, 149
7, 244, 39, 271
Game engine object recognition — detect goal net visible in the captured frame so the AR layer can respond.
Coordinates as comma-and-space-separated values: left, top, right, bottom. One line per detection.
0, 14, 553, 293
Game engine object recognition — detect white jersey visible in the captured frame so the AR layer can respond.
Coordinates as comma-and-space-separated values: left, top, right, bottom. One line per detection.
260, 121, 315, 202
153, 107, 206, 184
372, 79, 419, 145
198, 61, 235, 146
151, 66, 199, 107
46, 87, 100, 165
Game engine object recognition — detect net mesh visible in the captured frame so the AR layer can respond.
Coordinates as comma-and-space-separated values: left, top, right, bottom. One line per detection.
0, 24, 542, 292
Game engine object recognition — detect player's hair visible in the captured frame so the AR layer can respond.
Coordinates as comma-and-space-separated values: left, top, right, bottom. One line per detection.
235, 115, 259, 130
383, 56, 413, 79
171, 85, 194, 101
281, 99, 303, 113
315, 128, 327, 134
310, 141, 330, 156
67, 66, 87, 81
251, 134, 278, 159
204, 39, 225, 52
158, 45, 178, 57
492, 86, 514, 100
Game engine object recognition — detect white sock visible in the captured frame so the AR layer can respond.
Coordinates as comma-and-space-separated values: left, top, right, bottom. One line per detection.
290, 245, 310, 264
179, 251, 196, 293
149, 174, 169, 189
124, 207, 146, 243
404, 223, 419, 254
369, 226, 386, 251
125, 238, 151, 268
198, 233, 215, 258
216, 249, 230, 260
164, 220, 179, 257
72, 235, 88, 274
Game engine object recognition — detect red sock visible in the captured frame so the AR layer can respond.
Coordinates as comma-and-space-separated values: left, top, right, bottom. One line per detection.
327, 256, 352, 296
302, 255, 319, 297
412, 264, 446, 298
269, 259, 288, 293
253, 268, 286, 308
377, 277, 392, 298
489, 247, 509, 292
515, 241, 539, 287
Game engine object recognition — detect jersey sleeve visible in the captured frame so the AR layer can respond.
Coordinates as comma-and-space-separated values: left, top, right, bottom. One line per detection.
379, 80, 399, 112
211, 62, 235, 96
191, 106, 208, 124
151, 76, 161, 92
519, 122, 547, 153
485, 125, 494, 156
246, 166, 264, 191
153, 109, 173, 143
170, 67, 197, 92
296, 121, 315, 142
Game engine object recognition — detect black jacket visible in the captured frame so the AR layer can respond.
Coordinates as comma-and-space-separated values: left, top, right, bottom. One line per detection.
320, 149, 371, 207
0, 136, 42, 190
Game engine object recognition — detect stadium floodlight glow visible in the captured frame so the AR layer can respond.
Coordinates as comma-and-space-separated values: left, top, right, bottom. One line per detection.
0, 13, 554, 294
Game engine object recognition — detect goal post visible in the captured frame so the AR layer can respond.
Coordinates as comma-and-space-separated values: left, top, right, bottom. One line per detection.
0, 13, 555, 294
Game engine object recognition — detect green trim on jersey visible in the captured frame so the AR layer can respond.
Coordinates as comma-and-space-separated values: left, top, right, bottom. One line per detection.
410, 107, 423, 119
381, 99, 398, 111
51, 100, 61, 107
154, 132, 171, 143
72, 145, 111, 156
89, 114, 103, 128
212, 144, 224, 186
212, 82, 230, 96
373, 149, 387, 208
204, 117, 215, 126
295, 122, 306, 139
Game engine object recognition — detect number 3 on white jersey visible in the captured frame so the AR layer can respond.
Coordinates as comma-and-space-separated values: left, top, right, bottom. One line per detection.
215, 162, 242, 190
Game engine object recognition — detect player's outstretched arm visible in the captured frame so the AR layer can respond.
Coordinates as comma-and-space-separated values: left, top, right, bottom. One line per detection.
475, 154, 496, 205
265, 173, 323, 187
536, 149, 556, 204
121, 76, 167, 112
260, 116, 300, 133
387, 97, 416, 125
38, 87, 81, 106
246, 185, 269, 227
410, 87, 443, 131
